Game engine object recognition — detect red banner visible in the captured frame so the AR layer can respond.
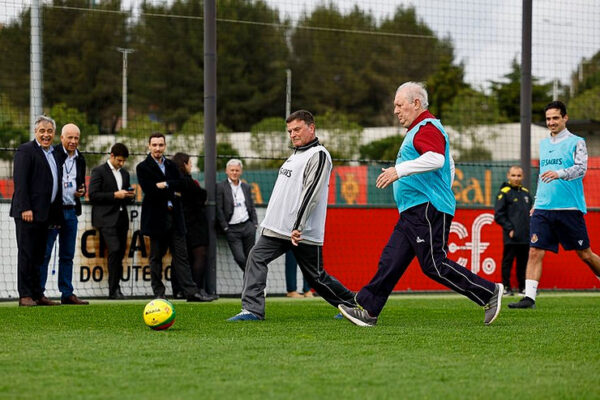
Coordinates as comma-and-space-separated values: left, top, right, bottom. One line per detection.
323, 208, 600, 291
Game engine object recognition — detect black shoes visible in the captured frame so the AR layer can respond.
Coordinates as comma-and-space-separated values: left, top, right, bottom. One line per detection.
108, 290, 125, 300
508, 296, 536, 309
199, 289, 218, 301
187, 292, 213, 302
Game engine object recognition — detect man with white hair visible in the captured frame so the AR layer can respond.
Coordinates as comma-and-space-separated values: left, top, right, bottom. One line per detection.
216, 159, 258, 271
39, 123, 89, 305
338, 82, 503, 327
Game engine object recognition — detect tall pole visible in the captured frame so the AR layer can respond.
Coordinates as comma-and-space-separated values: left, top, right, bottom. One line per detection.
30, 0, 42, 138
520, 0, 532, 189
204, 0, 218, 295
285, 69, 291, 118
117, 48, 134, 129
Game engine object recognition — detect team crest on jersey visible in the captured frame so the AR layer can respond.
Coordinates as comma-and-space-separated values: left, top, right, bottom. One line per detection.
531, 234, 538, 243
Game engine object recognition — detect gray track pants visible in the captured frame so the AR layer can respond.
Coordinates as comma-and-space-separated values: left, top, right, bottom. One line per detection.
241, 235, 356, 319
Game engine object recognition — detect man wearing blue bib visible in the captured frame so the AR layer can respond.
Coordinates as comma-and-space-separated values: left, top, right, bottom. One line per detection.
339, 82, 503, 326
509, 101, 600, 309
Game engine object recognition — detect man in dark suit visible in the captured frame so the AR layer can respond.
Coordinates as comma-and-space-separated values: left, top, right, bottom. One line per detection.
136, 132, 209, 302
89, 143, 135, 299
216, 159, 258, 271
10, 115, 63, 306
39, 123, 89, 305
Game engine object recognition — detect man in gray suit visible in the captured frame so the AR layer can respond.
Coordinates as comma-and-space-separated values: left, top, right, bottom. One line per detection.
216, 159, 258, 271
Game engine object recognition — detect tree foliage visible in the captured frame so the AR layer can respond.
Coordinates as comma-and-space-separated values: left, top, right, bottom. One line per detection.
212, 142, 240, 171
0, 96, 28, 161
215, 0, 289, 131
442, 88, 503, 162
290, 5, 463, 127
250, 117, 289, 165
568, 50, 600, 120
490, 58, 552, 123
130, 0, 205, 132
315, 111, 362, 160
0, 0, 469, 139
426, 47, 467, 120
570, 51, 600, 97
568, 88, 600, 120
359, 135, 403, 162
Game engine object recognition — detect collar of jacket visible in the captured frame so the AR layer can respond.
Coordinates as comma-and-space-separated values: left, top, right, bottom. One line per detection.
294, 137, 320, 152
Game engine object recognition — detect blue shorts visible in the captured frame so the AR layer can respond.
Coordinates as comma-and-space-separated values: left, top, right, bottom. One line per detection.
530, 209, 590, 253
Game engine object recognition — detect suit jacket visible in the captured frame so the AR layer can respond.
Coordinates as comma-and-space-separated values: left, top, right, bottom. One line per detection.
89, 162, 133, 228
53, 144, 87, 216
136, 154, 187, 237
216, 179, 258, 232
10, 140, 63, 224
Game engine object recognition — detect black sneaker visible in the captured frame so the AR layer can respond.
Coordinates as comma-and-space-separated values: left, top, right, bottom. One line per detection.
187, 292, 212, 302
508, 296, 536, 309
338, 304, 377, 327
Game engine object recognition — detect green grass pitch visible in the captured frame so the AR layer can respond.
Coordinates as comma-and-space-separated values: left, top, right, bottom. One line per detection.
1, 293, 599, 400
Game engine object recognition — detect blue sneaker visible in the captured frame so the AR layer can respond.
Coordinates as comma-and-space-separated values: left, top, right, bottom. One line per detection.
334, 312, 344, 319
227, 310, 261, 321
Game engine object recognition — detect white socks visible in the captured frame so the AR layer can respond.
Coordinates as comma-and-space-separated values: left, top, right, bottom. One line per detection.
525, 279, 538, 301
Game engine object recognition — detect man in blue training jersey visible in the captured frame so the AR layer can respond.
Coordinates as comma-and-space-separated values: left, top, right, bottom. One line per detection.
509, 101, 600, 309
338, 82, 503, 327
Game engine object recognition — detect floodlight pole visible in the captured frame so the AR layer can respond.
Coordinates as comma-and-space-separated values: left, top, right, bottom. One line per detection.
285, 69, 291, 118
30, 0, 42, 138
520, 0, 532, 189
117, 48, 135, 129
204, 0, 218, 295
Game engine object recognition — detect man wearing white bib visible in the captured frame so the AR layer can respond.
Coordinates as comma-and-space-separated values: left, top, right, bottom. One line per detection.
228, 110, 356, 321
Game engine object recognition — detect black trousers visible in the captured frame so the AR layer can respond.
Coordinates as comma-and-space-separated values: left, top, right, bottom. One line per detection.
15, 219, 49, 299
501, 243, 528, 292
241, 234, 356, 319
98, 210, 129, 296
225, 220, 256, 271
357, 203, 497, 317
148, 213, 198, 298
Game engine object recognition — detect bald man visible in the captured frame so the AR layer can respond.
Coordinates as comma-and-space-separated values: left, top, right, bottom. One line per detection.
39, 123, 89, 305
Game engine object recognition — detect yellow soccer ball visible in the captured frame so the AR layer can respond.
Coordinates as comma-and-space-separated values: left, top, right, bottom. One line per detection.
143, 299, 176, 330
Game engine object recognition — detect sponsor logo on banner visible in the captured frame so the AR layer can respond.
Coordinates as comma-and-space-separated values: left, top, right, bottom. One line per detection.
448, 213, 496, 275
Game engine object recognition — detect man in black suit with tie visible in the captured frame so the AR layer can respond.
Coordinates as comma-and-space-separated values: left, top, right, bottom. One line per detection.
11, 115, 63, 306
89, 143, 135, 299
216, 159, 258, 271
136, 133, 209, 302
